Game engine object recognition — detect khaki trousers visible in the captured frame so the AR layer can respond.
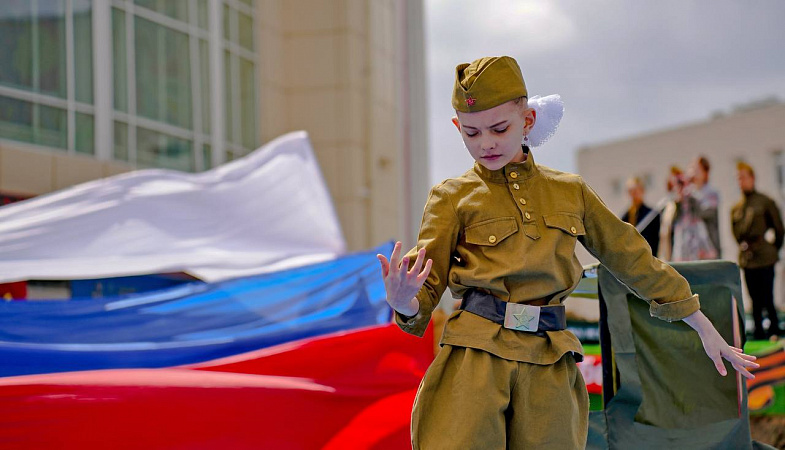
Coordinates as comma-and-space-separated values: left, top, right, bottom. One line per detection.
411, 345, 588, 449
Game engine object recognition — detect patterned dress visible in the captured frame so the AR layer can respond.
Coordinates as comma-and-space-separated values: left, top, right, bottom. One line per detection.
672, 185, 720, 261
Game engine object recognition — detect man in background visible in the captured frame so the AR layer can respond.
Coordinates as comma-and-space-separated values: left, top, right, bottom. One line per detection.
732, 161, 784, 339
621, 176, 660, 255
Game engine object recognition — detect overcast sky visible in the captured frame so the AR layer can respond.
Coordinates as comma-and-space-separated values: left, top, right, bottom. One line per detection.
424, 0, 785, 184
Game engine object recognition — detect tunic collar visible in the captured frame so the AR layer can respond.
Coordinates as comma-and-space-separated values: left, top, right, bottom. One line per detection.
473, 145, 539, 183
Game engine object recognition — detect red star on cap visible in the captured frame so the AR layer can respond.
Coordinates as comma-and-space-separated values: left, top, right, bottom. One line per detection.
465, 96, 476, 106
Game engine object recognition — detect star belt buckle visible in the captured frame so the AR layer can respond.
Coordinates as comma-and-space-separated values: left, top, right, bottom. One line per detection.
503, 303, 541, 332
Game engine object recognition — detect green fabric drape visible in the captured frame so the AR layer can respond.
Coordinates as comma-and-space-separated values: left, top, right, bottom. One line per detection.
587, 260, 775, 450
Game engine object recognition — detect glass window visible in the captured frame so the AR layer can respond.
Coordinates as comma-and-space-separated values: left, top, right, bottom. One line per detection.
197, 0, 209, 29
203, 144, 212, 170
224, 50, 233, 143
0, 1, 67, 98
137, 127, 193, 171
37, 0, 67, 98
0, 2, 34, 90
0, 0, 257, 170
134, 17, 192, 129
73, 0, 93, 104
199, 39, 211, 134
37, 104, 68, 149
114, 121, 128, 161
0, 96, 68, 150
75, 112, 94, 154
0, 0, 98, 156
239, 57, 256, 149
238, 12, 253, 51
134, 0, 189, 23
0, 95, 34, 144
222, 2, 258, 154
223, 4, 232, 42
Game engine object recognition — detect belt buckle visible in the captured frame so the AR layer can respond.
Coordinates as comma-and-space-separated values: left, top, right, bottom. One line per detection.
503, 303, 540, 332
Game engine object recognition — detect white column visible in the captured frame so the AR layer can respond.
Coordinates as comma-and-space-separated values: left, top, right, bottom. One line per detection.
92, 0, 113, 160
208, 0, 225, 167
188, 3, 204, 171
65, 0, 75, 152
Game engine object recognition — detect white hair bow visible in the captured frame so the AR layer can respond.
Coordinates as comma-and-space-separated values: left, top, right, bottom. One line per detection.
526, 94, 564, 147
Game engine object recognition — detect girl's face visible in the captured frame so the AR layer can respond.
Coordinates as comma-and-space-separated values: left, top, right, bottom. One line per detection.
452, 100, 536, 170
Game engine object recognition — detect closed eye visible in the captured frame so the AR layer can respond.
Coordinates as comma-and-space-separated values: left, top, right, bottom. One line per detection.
493, 127, 509, 134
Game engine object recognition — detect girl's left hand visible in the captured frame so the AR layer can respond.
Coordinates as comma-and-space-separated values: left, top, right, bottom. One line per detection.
684, 310, 759, 379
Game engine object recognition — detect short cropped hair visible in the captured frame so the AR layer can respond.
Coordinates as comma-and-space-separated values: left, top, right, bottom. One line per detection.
737, 161, 755, 178
697, 156, 710, 173
626, 176, 644, 190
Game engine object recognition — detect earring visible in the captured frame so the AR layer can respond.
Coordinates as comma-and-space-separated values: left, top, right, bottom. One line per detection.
522, 135, 531, 153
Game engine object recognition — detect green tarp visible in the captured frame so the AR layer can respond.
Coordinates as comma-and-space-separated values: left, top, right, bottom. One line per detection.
587, 260, 775, 450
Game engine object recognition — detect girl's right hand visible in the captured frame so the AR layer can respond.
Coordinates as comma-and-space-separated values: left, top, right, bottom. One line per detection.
376, 241, 432, 317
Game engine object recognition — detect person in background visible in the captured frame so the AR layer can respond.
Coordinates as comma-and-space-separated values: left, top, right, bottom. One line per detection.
690, 156, 722, 257
621, 176, 660, 255
732, 161, 784, 340
660, 166, 683, 260
672, 156, 720, 261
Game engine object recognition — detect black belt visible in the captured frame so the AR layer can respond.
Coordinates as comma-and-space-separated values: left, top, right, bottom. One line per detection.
460, 289, 567, 333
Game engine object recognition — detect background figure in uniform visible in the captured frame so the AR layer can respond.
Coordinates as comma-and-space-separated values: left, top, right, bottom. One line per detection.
672, 156, 720, 261
732, 161, 784, 339
621, 176, 660, 255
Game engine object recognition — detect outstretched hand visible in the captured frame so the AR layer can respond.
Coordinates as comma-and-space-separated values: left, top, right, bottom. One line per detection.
684, 310, 759, 379
377, 241, 432, 317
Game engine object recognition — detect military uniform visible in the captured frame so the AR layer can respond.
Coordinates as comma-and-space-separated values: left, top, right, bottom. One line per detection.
396, 151, 699, 448
731, 190, 784, 338
394, 56, 700, 449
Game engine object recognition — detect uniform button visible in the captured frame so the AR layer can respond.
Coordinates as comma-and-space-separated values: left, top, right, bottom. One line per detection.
570, 226, 577, 234
510, 172, 518, 179
519, 198, 527, 205
513, 183, 520, 190
524, 212, 531, 220
489, 235, 497, 244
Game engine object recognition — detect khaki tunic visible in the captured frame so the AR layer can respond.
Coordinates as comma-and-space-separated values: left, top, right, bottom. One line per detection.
396, 151, 700, 364
731, 190, 784, 269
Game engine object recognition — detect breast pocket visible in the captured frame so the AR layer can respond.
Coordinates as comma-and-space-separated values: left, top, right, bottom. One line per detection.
543, 212, 586, 238
464, 217, 519, 246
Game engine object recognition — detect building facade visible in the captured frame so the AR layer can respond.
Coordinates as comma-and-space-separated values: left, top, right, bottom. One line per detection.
0, 0, 428, 252
577, 101, 785, 309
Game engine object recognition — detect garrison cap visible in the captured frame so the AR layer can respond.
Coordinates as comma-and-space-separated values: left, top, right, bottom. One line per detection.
452, 56, 528, 113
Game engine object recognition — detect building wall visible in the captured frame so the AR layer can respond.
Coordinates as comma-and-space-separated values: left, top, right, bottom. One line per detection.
1, 0, 428, 253
257, 0, 427, 251
0, 141, 131, 196
577, 103, 785, 309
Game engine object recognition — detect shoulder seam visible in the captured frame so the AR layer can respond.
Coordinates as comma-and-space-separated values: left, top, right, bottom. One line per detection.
431, 182, 460, 222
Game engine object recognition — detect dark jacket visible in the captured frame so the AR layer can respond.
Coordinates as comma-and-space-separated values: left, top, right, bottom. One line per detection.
731, 190, 784, 269
622, 203, 661, 257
